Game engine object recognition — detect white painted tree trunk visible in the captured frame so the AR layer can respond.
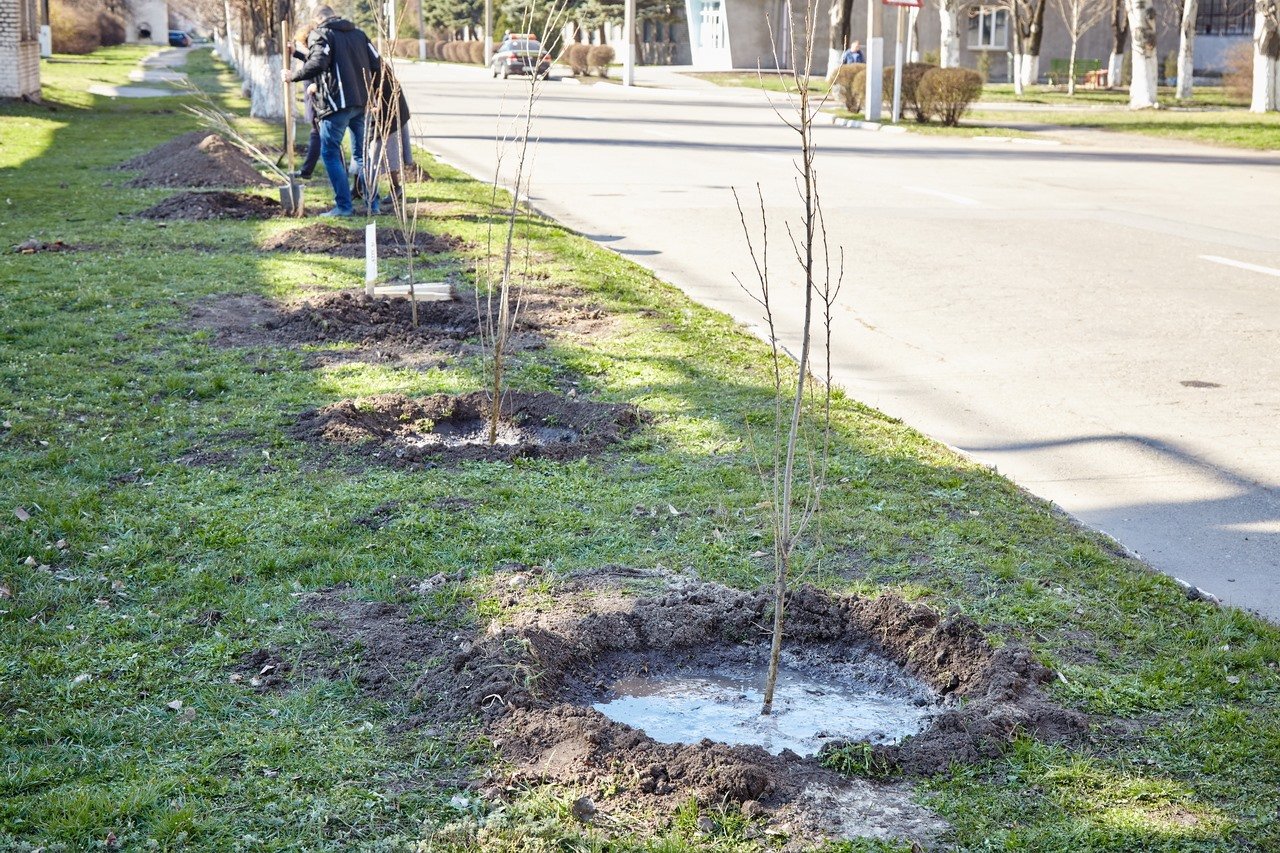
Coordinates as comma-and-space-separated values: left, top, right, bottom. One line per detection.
1126, 0, 1159, 107
248, 52, 285, 118
1068, 40, 1079, 94
939, 0, 961, 67
827, 48, 843, 79
1021, 52, 1041, 85
1252, 9, 1280, 112
1176, 0, 1197, 99
1108, 49, 1124, 86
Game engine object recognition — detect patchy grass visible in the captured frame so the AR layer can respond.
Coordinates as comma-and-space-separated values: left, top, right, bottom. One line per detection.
976, 83, 1251, 109
680, 70, 829, 95
1, 45, 1279, 852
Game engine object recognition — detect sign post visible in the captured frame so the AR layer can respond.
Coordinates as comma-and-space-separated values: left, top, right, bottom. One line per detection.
882, 0, 923, 124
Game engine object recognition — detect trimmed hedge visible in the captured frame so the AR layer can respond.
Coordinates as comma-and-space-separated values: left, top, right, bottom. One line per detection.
881, 62, 936, 122
830, 62, 865, 113
466, 40, 485, 64
588, 44, 615, 77
917, 67, 983, 126
563, 43, 590, 76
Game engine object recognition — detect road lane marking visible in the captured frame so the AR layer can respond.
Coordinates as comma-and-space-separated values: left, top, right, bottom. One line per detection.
902, 185, 980, 207
1200, 255, 1280, 279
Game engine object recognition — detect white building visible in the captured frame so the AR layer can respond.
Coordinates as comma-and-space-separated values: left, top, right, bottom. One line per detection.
0, 0, 41, 99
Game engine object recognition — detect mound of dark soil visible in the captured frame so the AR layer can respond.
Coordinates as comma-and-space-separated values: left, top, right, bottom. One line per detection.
292, 390, 641, 465
123, 132, 272, 189
259, 223, 462, 258
136, 191, 281, 221
187, 290, 609, 368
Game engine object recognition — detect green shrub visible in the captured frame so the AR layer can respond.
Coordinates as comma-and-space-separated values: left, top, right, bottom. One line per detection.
917, 67, 983, 126
830, 62, 865, 113
588, 44, 615, 77
881, 62, 937, 122
466, 40, 485, 64
563, 43, 589, 76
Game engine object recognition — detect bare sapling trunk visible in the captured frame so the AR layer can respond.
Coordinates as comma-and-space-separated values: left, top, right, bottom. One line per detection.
739, 0, 843, 717
482, 0, 571, 444
1176, 0, 1198, 99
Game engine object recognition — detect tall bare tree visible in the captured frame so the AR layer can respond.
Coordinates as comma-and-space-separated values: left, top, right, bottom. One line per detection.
1124, 0, 1159, 106
939, 0, 965, 67
1174, 0, 1197, 98
1252, 0, 1280, 110
1051, 0, 1110, 93
1107, 0, 1128, 86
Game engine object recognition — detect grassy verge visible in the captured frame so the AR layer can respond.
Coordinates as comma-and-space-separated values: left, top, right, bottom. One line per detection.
975, 83, 1250, 108
681, 70, 829, 95
2, 46, 1279, 852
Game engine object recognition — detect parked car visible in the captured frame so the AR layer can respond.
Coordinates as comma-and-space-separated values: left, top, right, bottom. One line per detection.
168, 31, 192, 47
490, 35, 551, 79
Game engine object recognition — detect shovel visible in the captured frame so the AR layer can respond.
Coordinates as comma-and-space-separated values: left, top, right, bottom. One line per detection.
279, 21, 303, 217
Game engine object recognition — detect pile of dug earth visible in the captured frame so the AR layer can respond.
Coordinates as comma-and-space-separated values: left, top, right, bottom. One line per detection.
119, 131, 270, 189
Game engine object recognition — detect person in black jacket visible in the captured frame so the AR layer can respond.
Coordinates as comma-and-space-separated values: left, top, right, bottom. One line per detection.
284, 5, 382, 216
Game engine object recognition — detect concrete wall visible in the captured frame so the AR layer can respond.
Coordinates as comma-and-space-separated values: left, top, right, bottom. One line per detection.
0, 0, 41, 99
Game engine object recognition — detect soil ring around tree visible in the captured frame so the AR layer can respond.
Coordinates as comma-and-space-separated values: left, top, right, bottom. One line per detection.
291, 390, 642, 466
259, 223, 464, 258
136, 191, 283, 221
186, 289, 613, 367
278, 569, 1086, 848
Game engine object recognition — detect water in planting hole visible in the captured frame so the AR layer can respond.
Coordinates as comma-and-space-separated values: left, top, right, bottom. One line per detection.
593, 661, 935, 757
400, 420, 580, 449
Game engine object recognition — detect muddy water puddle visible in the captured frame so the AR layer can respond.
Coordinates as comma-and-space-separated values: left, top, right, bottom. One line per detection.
593, 662, 936, 757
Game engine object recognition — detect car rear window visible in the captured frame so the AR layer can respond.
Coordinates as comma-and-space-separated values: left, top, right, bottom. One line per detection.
503, 40, 541, 52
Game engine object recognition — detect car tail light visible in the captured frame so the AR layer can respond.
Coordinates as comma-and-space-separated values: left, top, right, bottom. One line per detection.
505, 51, 517, 60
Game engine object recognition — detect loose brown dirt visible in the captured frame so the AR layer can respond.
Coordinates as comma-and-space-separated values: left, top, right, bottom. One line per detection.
287, 570, 1084, 848
291, 390, 641, 465
11, 239, 88, 254
121, 131, 272, 189
187, 289, 612, 367
259, 223, 462, 258
136, 191, 282, 221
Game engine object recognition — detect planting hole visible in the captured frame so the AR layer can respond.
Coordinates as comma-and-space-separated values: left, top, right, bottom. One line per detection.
593, 658, 936, 757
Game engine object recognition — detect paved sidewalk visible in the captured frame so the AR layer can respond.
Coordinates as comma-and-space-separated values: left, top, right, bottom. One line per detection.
88, 47, 190, 98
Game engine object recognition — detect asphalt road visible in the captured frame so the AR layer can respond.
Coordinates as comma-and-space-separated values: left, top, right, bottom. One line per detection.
397, 62, 1280, 621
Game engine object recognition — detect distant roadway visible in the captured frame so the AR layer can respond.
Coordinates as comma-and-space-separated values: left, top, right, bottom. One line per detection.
397, 61, 1280, 621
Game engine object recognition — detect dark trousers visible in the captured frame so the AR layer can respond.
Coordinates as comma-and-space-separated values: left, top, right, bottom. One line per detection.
299, 123, 321, 179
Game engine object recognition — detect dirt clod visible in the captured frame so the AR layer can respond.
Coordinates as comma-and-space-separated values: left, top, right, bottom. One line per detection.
260, 223, 462, 258
137, 191, 281, 221
292, 390, 641, 465
12, 239, 86, 254
121, 131, 271, 189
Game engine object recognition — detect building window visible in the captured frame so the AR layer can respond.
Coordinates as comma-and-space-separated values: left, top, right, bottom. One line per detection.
1195, 0, 1252, 34
967, 7, 1008, 51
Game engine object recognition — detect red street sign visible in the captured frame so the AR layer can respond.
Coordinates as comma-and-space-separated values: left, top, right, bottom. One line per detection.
883, 0, 923, 6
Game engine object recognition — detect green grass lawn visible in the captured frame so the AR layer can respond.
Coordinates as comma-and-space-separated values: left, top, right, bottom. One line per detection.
976, 83, 1250, 109
2, 46, 1280, 852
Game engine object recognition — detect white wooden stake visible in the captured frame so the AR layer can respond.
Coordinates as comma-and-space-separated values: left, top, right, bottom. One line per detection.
365, 221, 378, 296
